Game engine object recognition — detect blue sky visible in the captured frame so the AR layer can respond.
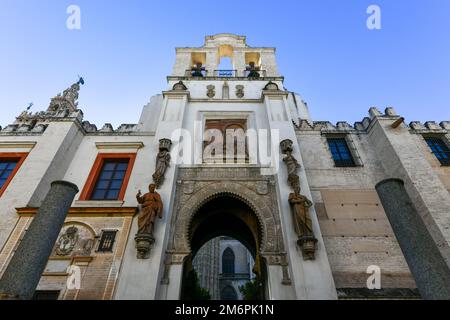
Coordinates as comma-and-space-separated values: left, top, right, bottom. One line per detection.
1, 0, 449, 128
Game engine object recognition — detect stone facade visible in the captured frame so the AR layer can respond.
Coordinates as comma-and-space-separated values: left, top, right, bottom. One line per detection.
1, 34, 449, 300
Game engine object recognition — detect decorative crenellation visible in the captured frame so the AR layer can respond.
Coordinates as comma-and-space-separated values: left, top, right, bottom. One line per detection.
82, 122, 139, 134
293, 106, 449, 135
408, 121, 449, 134
293, 120, 358, 133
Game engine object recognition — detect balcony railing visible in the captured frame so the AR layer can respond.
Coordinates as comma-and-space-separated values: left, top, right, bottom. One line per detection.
214, 70, 237, 77
184, 69, 267, 78
185, 69, 208, 77
243, 69, 267, 78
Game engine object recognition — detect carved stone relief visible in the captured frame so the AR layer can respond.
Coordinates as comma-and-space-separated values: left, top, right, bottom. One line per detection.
206, 85, 215, 98
52, 224, 95, 257
235, 85, 244, 98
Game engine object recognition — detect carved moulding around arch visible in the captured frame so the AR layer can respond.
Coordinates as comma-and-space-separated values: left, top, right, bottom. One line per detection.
165, 167, 288, 267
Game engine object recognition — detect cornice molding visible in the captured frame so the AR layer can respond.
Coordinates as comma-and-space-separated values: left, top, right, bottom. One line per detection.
16, 207, 137, 217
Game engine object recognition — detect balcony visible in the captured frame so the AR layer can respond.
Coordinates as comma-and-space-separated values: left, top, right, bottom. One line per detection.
184, 69, 268, 78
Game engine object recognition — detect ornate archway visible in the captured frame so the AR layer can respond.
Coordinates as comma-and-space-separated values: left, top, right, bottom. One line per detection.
161, 167, 292, 298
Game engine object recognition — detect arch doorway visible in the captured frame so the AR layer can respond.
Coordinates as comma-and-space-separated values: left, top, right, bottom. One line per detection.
180, 194, 268, 300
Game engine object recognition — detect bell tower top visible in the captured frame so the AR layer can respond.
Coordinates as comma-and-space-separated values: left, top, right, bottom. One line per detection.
171, 34, 279, 78
203, 34, 248, 48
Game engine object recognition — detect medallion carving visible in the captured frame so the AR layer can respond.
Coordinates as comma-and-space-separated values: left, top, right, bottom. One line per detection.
53, 224, 95, 257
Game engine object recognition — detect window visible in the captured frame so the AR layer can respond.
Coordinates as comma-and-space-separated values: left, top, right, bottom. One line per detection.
221, 285, 238, 300
425, 137, 450, 166
98, 230, 117, 252
91, 161, 128, 200
79, 153, 136, 201
0, 160, 18, 189
32, 290, 60, 300
222, 248, 235, 274
327, 138, 356, 167
0, 153, 28, 197
204, 119, 249, 163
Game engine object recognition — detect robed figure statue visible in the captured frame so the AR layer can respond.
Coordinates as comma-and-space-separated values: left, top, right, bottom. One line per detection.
152, 149, 171, 187
288, 189, 314, 238
288, 187, 318, 260
136, 184, 163, 236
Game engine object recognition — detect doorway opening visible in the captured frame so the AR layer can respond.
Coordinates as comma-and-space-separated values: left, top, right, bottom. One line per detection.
192, 236, 256, 300
180, 194, 268, 300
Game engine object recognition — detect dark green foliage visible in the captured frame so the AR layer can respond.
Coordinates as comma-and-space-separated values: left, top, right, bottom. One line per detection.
182, 269, 211, 300
239, 279, 263, 300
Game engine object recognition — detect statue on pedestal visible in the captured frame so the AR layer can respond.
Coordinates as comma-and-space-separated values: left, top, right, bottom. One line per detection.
288, 187, 317, 260
281, 139, 301, 190
135, 184, 163, 259
280, 139, 318, 260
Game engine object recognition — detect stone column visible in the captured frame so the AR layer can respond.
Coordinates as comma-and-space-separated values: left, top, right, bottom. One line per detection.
0, 180, 79, 300
375, 178, 450, 300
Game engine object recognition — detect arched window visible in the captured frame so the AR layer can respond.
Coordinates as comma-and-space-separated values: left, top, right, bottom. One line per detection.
221, 285, 238, 300
222, 248, 235, 274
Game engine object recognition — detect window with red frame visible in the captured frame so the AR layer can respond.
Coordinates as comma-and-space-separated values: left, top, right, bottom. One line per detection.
0, 153, 28, 197
79, 153, 136, 201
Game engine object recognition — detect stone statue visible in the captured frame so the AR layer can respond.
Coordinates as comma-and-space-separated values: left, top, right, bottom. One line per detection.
281, 138, 318, 260
136, 184, 163, 235
135, 184, 164, 259
283, 149, 301, 191
289, 190, 313, 238
283, 149, 300, 176
152, 139, 172, 187
288, 188, 317, 260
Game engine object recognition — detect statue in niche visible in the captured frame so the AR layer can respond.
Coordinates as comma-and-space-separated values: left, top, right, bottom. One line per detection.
222, 81, 229, 99
135, 184, 164, 259
246, 61, 260, 78
191, 62, 205, 77
152, 139, 172, 187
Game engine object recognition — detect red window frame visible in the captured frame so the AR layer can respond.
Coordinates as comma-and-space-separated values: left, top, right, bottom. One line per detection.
79, 153, 136, 201
0, 153, 28, 198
